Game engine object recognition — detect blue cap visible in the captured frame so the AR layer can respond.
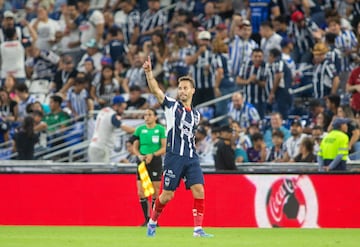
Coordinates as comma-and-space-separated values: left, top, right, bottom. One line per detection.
112, 95, 125, 105
332, 118, 351, 129
280, 37, 293, 48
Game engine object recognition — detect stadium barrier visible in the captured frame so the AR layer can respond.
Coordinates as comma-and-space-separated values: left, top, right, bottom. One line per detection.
0, 171, 359, 228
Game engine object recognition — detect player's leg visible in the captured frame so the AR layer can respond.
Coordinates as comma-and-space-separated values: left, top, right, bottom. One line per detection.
148, 156, 163, 209
186, 160, 213, 237
136, 180, 149, 226
88, 146, 106, 162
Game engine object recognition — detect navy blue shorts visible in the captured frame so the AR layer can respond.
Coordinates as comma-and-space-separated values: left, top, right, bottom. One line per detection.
163, 152, 204, 191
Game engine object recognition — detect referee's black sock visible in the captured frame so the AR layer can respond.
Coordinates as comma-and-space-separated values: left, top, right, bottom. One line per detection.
140, 198, 149, 222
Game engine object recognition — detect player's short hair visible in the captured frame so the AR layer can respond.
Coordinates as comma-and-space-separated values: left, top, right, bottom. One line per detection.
178, 76, 195, 88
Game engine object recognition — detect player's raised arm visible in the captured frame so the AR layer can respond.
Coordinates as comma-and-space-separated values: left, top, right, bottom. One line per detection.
143, 56, 165, 104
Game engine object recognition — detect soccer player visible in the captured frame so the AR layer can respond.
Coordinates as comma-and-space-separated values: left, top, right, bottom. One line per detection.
132, 108, 166, 226
143, 56, 213, 238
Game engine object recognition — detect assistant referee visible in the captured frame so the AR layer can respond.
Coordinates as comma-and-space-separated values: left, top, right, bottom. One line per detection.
133, 108, 166, 226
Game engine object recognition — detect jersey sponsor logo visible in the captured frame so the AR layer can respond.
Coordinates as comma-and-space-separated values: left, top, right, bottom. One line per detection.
141, 129, 149, 133
164, 169, 175, 178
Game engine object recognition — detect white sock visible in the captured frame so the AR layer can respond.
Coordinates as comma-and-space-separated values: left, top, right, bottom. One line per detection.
194, 226, 202, 231
149, 219, 157, 225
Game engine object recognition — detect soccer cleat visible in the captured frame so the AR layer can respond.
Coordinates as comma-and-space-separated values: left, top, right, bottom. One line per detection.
193, 229, 214, 238
147, 222, 157, 237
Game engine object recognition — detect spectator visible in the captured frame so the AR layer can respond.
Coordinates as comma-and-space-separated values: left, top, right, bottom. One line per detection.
104, 26, 126, 64
77, 39, 103, 73
13, 116, 39, 160
230, 19, 258, 77
324, 32, 342, 75
247, 132, 266, 162
165, 71, 178, 99
144, 31, 167, 77
312, 125, 324, 155
30, 2, 62, 51
198, 1, 222, 33
293, 137, 316, 162
0, 26, 28, 83
346, 63, 360, 114
116, 0, 140, 46
123, 52, 147, 89
312, 42, 339, 99
228, 92, 260, 129
325, 94, 341, 121
248, 0, 280, 43
237, 48, 267, 118
120, 136, 139, 163
185, 30, 215, 106
2, 75, 17, 101
126, 85, 149, 117
0, 88, 18, 123
139, 0, 167, 45
212, 37, 236, 119
259, 21, 282, 61
51, 55, 78, 94
67, 76, 93, 119
283, 120, 307, 161
25, 44, 60, 81
75, 0, 105, 50
32, 110, 48, 132
14, 83, 36, 120
231, 120, 252, 150
91, 64, 120, 109
273, 15, 288, 39
165, 29, 192, 77
58, 2, 82, 64
336, 105, 360, 154
266, 48, 293, 120
288, 10, 321, 63
43, 95, 70, 132
264, 112, 291, 148
195, 125, 213, 163
281, 37, 296, 79
266, 129, 286, 162
327, 16, 358, 91
214, 125, 236, 170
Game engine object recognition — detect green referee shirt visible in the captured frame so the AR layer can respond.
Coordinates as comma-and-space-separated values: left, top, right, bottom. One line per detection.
318, 130, 349, 161
133, 124, 166, 155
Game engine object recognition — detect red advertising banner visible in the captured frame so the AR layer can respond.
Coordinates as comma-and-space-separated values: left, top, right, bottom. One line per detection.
0, 174, 359, 228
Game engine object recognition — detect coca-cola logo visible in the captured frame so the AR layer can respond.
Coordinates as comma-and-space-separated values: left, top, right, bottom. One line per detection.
246, 175, 319, 228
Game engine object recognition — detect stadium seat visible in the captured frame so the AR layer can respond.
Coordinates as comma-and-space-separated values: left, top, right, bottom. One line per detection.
32, 93, 46, 104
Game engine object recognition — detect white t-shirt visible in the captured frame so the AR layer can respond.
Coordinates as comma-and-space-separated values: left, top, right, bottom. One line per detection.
58, 15, 81, 53
78, 10, 104, 49
90, 106, 119, 150
31, 18, 61, 51
285, 133, 307, 159
0, 40, 26, 79
77, 52, 103, 73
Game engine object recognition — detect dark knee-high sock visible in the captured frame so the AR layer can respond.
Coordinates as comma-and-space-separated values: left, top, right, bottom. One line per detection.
150, 198, 166, 222
193, 198, 205, 228
140, 198, 149, 221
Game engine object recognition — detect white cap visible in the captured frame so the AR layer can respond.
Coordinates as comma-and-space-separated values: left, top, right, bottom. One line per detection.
4, 11, 15, 19
198, 31, 211, 40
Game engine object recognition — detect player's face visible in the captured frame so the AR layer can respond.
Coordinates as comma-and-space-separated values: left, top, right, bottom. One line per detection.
144, 109, 157, 125
115, 103, 126, 115
178, 80, 195, 103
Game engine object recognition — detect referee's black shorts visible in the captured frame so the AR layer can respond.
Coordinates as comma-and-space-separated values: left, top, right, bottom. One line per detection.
137, 155, 163, 181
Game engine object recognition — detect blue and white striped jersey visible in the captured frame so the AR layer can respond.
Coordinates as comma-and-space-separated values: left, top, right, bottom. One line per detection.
188, 47, 215, 89
212, 53, 235, 88
229, 36, 258, 77
67, 87, 89, 116
227, 102, 260, 128
288, 18, 318, 53
119, 8, 140, 45
238, 60, 267, 104
140, 8, 168, 33
162, 96, 201, 158
198, 14, 222, 30
312, 59, 337, 98
334, 29, 358, 72
265, 58, 292, 97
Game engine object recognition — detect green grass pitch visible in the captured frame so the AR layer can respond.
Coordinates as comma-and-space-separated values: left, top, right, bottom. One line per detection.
0, 226, 359, 247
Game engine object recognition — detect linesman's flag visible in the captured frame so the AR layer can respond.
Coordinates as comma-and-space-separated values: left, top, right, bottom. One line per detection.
138, 161, 155, 197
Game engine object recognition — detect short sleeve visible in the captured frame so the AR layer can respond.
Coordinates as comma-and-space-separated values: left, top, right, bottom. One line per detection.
133, 126, 141, 137
90, 11, 105, 25
161, 95, 176, 109
111, 114, 122, 128
160, 125, 167, 139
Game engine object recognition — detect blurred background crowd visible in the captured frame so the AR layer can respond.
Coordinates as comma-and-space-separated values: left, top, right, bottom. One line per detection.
1, 0, 360, 166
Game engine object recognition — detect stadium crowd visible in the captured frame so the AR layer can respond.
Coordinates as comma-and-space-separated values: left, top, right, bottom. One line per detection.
1, 0, 360, 166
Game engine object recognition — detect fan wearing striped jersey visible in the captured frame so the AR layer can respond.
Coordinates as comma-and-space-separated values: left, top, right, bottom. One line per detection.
143, 56, 213, 238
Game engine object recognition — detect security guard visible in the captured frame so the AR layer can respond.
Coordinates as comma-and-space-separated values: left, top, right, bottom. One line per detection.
318, 118, 350, 171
